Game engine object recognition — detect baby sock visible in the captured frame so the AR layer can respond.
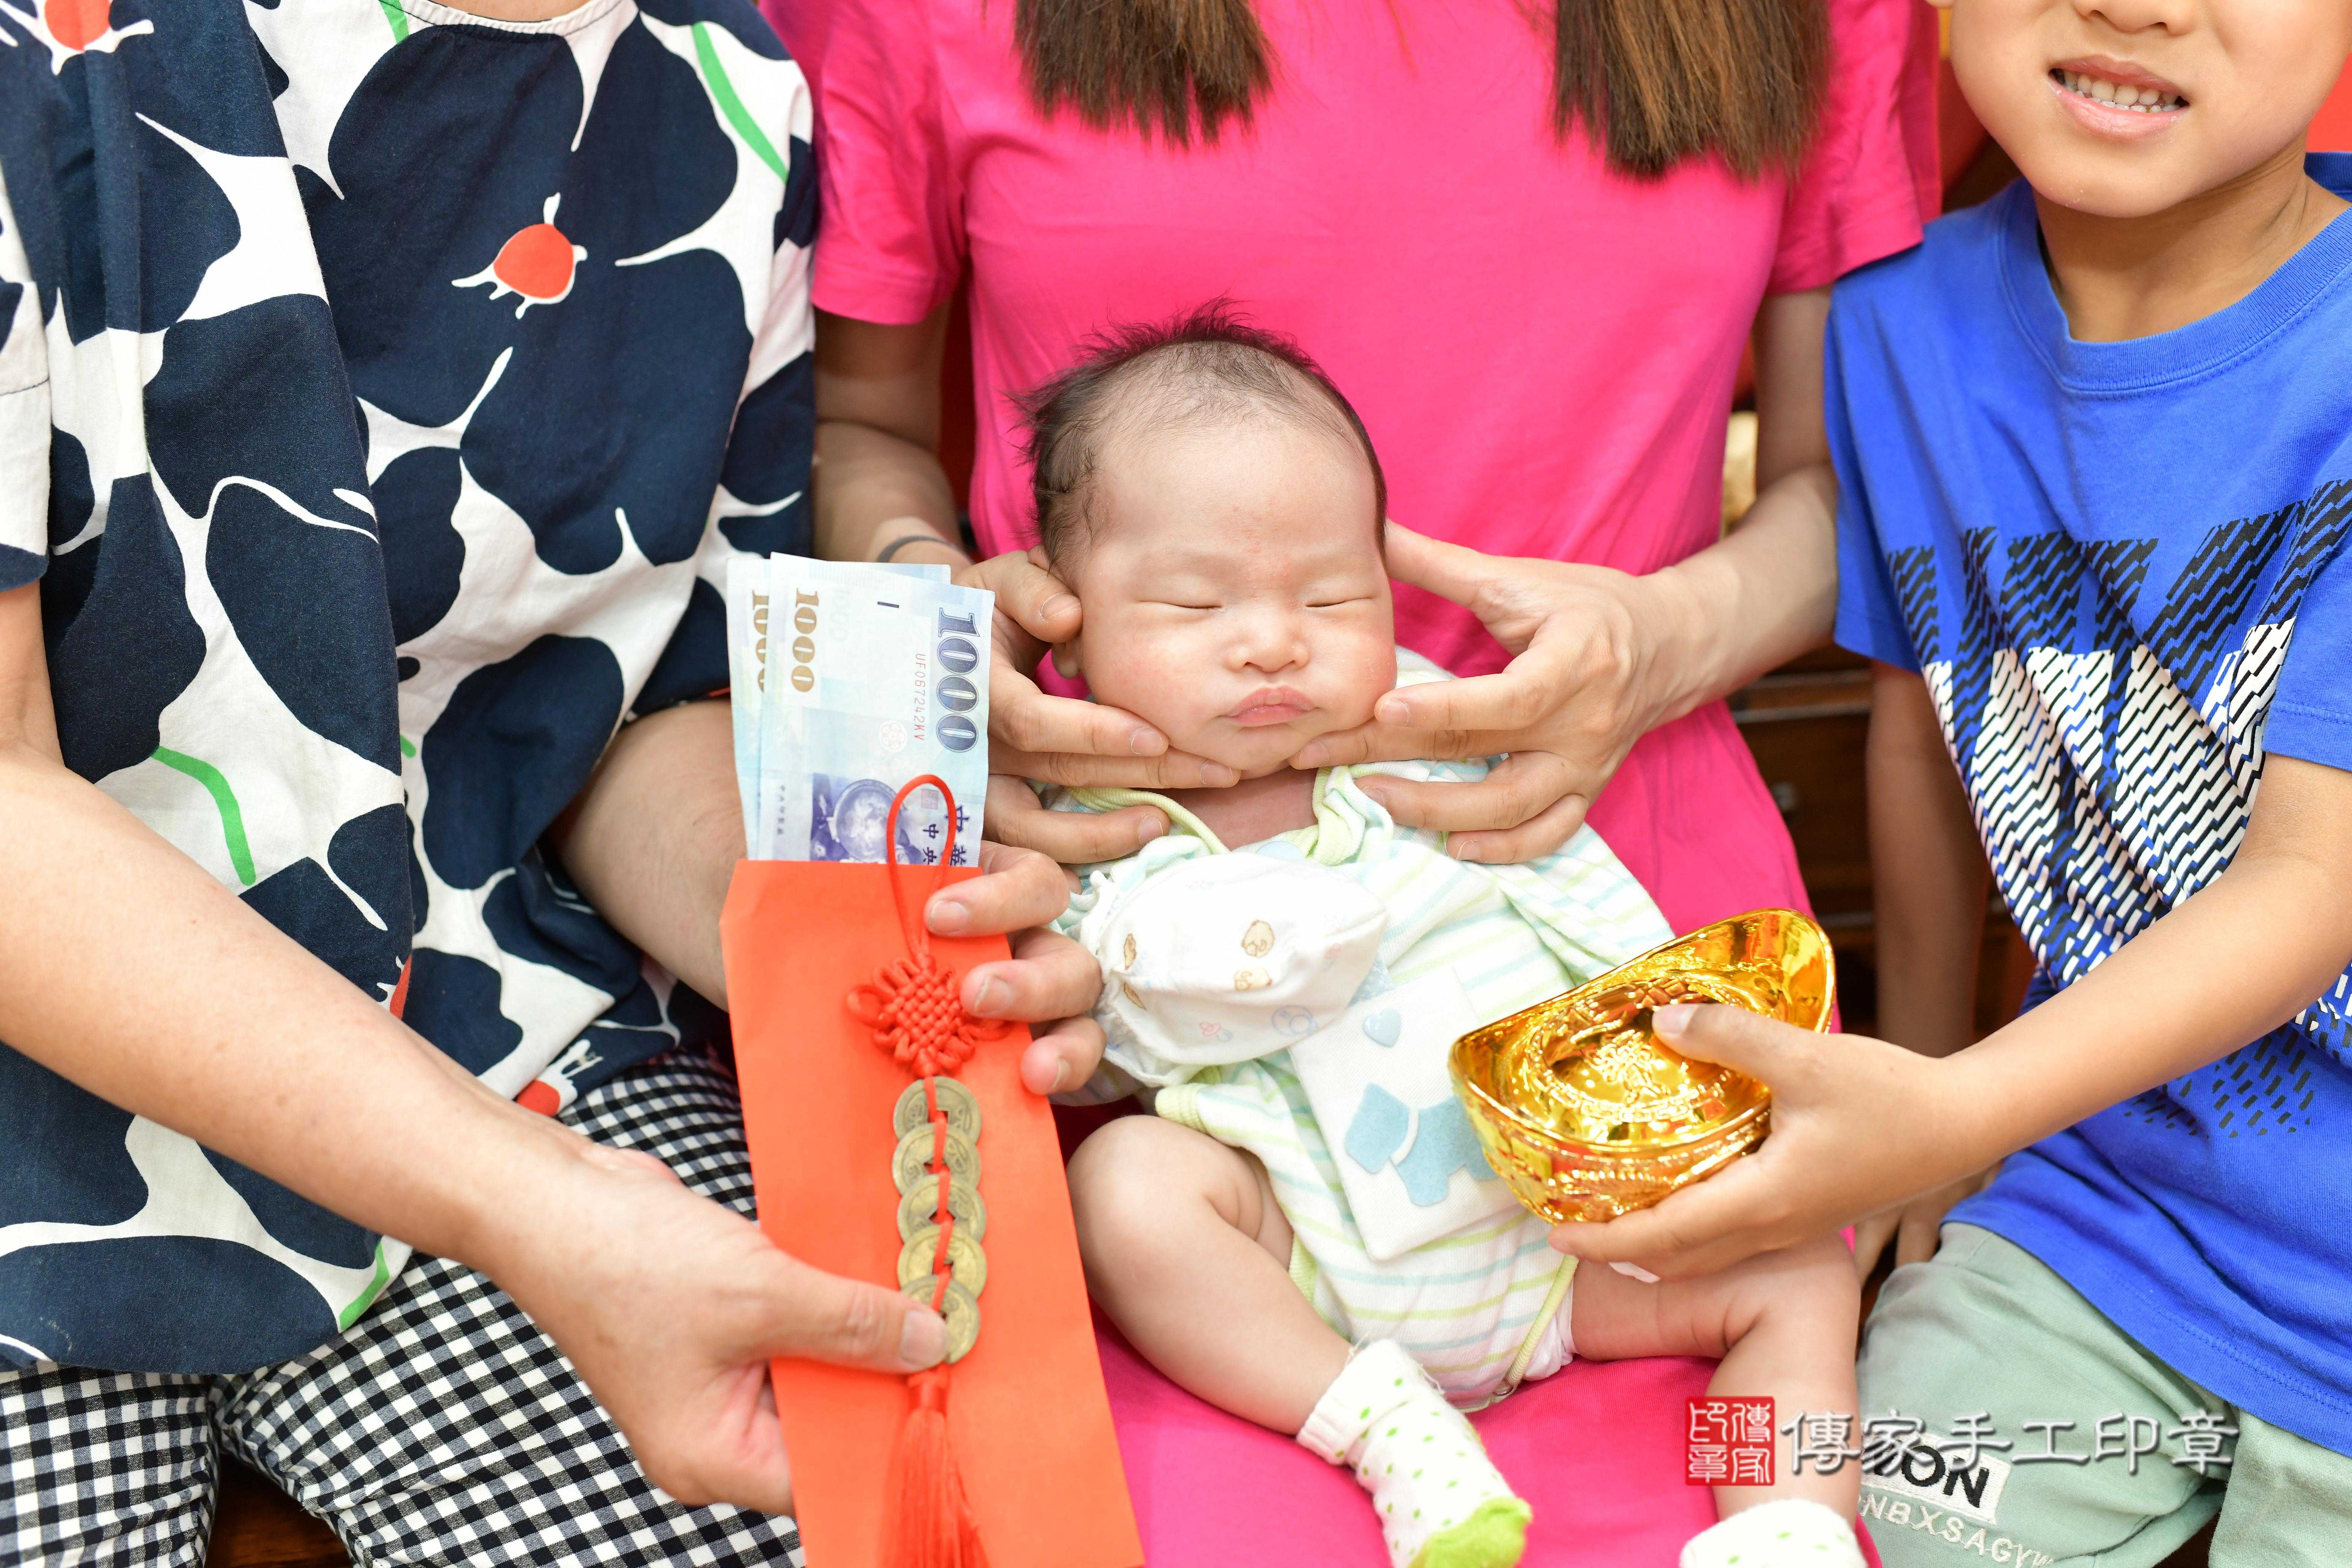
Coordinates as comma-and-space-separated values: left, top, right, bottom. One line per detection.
1296, 1339, 1530, 1568
1680, 1498, 1867, 1568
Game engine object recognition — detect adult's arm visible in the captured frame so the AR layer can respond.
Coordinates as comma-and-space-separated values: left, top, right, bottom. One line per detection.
1848, 663, 1997, 1276
1547, 751, 2352, 1280
1293, 289, 1840, 862
0, 580, 1070, 1511
811, 308, 1235, 865
812, 305, 971, 571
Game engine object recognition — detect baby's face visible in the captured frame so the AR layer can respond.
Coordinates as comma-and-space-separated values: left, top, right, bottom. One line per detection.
1063, 419, 1396, 777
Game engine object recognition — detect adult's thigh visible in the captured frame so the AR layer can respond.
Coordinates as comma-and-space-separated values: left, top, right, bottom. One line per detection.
212, 1052, 803, 1567
1858, 1224, 2218, 1568
0, 1363, 216, 1565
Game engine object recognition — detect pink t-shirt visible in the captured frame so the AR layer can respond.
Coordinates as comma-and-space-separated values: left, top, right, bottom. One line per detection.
786, 0, 1936, 936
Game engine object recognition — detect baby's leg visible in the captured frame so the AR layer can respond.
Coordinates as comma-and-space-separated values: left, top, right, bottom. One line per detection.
1067, 1114, 1346, 1430
1071, 1115, 1530, 1568
1573, 1234, 1862, 1562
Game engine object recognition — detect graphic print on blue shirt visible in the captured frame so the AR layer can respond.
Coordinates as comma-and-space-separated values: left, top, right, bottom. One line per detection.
1828, 163, 2352, 1454
0, 0, 812, 1373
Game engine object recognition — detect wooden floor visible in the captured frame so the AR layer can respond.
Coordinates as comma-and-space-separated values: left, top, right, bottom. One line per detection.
211, 1464, 345, 1567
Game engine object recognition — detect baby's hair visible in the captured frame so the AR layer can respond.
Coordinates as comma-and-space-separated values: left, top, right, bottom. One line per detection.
1016, 301, 1387, 566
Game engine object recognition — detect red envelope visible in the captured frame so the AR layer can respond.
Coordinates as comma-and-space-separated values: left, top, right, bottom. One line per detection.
722, 860, 1141, 1568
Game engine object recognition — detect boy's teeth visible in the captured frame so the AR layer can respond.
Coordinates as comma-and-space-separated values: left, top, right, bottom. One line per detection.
2057, 68, 2184, 112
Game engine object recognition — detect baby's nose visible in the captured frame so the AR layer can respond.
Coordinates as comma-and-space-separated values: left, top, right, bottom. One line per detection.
1228, 609, 1310, 672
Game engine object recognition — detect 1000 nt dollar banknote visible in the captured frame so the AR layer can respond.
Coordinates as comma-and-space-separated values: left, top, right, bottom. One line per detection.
727, 556, 989, 863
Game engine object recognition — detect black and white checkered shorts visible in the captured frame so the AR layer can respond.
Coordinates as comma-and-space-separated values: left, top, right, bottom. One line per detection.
0, 1054, 804, 1566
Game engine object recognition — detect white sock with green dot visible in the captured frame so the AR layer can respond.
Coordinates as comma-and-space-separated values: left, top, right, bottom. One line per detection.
1679, 1498, 1866, 1568
1296, 1338, 1529, 1568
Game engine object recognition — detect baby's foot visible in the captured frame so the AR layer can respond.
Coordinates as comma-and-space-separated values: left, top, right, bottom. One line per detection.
1296, 1339, 1530, 1568
1680, 1498, 1866, 1568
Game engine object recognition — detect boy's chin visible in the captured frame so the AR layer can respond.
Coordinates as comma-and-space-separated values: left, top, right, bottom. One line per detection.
2014, 133, 2292, 223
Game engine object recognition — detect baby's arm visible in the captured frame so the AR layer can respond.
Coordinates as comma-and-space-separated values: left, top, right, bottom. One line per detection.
1068, 850, 1386, 1089
1554, 742, 2352, 1276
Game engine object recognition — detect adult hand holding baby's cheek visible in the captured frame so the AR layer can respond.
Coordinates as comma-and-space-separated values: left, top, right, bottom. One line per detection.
1545, 1003, 1995, 1281
1293, 525, 1685, 863
959, 550, 1238, 863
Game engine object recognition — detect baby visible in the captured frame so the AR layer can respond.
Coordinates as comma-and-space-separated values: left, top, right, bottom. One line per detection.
1035, 308, 1864, 1568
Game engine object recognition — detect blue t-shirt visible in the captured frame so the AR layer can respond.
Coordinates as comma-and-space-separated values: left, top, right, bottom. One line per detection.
1830, 163, 2352, 1456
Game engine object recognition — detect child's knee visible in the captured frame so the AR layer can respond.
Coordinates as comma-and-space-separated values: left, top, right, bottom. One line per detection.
1068, 1116, 1211, 1268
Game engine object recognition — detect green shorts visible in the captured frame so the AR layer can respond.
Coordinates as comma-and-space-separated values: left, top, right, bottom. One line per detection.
1857, 1224, 2350, 1568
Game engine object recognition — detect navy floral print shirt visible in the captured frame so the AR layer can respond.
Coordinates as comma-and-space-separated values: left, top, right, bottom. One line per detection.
0, 0, 812, 1373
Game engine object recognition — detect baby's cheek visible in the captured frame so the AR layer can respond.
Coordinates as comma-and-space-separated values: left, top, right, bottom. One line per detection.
1323, 628, 1399, 725
1087, 636, 1216, 738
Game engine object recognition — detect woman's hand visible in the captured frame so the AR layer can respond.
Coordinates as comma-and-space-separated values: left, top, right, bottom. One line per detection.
958, 551, 1236, 863
491, 1132, 953, 1516
1293, 525, 1707, 863
1851, 1167, 1997, 1278
922, 836, 1106, 1096
492, 833, 1106, 1514
1545, 1003, 1996, 1281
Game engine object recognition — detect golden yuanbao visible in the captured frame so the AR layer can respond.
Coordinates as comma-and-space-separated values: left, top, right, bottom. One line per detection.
1449, 909, 1835, 1224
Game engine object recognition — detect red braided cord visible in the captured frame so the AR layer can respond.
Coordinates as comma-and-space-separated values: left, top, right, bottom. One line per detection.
848, 779, 994, 1568
843, 776, 1002, 1314
918, 1074, 955, 1312
846, 777, 1005, 1078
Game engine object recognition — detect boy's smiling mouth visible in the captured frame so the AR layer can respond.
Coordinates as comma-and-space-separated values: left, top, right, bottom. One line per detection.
2050, 57, 2189, 118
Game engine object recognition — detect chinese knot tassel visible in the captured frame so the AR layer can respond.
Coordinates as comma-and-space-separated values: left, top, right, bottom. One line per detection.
880, 1366, 990, 1568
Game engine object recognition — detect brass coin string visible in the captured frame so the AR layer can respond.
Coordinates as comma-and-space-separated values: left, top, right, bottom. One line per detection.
844, 776, 1002, 1568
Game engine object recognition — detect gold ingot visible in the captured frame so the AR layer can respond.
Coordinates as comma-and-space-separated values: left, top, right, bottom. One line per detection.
903, 1277, 982, 1363
898, 1225, 989, 1297
1449, 909, 1834, 1224
897, 1172, 988, 1243
892, 1077, 981, 1143
893, 1122, 981, 1194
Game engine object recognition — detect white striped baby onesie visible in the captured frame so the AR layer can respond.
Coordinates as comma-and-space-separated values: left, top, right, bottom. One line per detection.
1051, 660, 1673, 1402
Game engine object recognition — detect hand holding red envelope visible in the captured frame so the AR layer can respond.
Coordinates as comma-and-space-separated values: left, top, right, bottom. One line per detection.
721, 779, 1140, 1568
